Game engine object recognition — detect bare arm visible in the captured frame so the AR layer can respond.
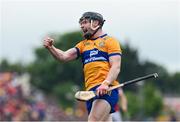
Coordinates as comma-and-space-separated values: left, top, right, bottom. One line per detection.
47, 46, 77, 62
43, 37, 78, 62
119, 89, 128, 112
96, 55, 121, 96
104, 55, 121, 84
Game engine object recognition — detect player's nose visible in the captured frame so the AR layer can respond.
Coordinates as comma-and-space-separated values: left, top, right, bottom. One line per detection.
80, 23, 85, 28
80, 25, 83, 29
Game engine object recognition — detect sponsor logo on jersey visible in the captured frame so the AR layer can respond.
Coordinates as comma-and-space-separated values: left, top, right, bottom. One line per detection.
90, 50, 98, 57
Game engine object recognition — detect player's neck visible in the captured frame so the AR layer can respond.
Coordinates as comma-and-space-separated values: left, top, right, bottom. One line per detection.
91, 29, 104, 39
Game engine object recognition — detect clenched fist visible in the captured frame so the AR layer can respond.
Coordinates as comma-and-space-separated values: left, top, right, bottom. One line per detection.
43, 37, 54, 49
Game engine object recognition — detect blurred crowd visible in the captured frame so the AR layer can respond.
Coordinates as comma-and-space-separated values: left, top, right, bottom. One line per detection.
1, 72, 178, 121
0, 72, 46, 121
0, 72, 87, 121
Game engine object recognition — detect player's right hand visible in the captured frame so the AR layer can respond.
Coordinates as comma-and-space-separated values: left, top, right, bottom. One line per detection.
43, 37, 54, 49
96, 83, 109, 96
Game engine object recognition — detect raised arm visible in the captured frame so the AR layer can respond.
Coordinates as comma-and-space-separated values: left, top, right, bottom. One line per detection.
43, 37, 78, 62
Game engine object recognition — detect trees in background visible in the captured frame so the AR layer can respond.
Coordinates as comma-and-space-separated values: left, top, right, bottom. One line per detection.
0, 59, 25, 74
1, 30, 180, 120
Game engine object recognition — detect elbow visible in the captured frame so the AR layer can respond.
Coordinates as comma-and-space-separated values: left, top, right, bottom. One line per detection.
116, 64, 121, 74
111, 63, 121, 74
111, 64, 120, 75
60, 55, 69, 62
62, 58, 69, 63
55, 53, 68, 62
56, 57, 66, 63
59, 57, 68, 63
117, 67, 120, 75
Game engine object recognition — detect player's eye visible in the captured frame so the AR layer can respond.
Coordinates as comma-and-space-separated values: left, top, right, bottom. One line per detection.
79, 19, 89, 25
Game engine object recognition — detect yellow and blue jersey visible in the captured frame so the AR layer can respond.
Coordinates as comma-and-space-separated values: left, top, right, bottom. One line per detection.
75, 34, 122, 90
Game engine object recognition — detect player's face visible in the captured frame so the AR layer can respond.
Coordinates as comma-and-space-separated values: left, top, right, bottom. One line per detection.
79, 19, 93, 36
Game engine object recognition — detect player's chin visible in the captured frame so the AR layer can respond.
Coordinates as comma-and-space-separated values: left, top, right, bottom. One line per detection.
82, 30, 88, 35
83, 32, 89, 37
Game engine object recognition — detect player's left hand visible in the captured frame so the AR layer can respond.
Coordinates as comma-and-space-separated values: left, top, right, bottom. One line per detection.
96, 82, 109, 96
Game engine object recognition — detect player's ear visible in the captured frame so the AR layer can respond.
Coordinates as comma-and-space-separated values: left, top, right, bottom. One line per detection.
92, 20, 99, 27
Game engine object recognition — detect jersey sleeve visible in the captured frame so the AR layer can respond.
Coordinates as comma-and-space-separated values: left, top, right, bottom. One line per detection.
107, 37, 122, 57
75, 41, 83, 58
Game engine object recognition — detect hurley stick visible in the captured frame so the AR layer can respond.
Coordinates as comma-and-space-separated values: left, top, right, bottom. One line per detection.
75, 73, 158, 101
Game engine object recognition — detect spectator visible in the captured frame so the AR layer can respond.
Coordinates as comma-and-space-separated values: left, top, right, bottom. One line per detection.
111, 88, 127, 122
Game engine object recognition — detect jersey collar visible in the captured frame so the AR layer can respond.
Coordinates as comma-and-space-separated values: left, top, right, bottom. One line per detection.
91, 34, 107, 40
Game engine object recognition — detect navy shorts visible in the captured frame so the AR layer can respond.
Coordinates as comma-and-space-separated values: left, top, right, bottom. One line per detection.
86, 85, 119, 114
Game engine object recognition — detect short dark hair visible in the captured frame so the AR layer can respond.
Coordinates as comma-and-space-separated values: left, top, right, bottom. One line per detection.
79, 12, 105, 27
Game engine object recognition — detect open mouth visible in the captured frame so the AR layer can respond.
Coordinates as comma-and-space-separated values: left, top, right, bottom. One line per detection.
82, 29, 88, 33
